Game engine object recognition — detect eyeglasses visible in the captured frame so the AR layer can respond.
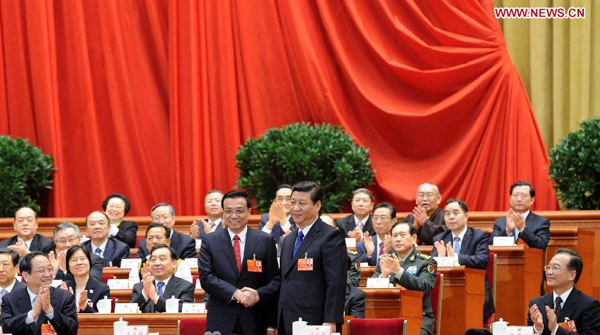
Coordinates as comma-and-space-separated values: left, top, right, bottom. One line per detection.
55, 237, 80, 245
224, 209, 247, 217
511, 193, 531, 199
417, 192, 437, 199
544, 264, 572, 272
32, 266, 54, 275
0, 262, 14, 269
372, 216, 392, 222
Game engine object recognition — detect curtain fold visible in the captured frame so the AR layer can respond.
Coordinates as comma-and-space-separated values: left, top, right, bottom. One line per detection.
0, 0, 558, 216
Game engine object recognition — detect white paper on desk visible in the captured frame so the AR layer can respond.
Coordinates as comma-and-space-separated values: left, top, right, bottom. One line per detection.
434, 257, 455, 267
195, 239, 202, 249
506, 326, 533, 335
306, 325, 332, 335
366, 277, 390, 288
493, 236, 515, 247
125, 325, 148, 335
185, 258, 199, 269
195, 278, 202, 289
345, 238, 357, 248
182, 302, 206, 313
107, 279, 130, 289
120, 258, 142, 269
114, 303, 139, 314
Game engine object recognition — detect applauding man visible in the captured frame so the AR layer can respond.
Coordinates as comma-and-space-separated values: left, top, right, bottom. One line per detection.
403, 183, 447, 245
131, 244, 194, 313
357, 203, 396, 266
190, 190, 225, 239
259, 184, 296, 248
199, 190, 280, 335
0, 207, 55, 258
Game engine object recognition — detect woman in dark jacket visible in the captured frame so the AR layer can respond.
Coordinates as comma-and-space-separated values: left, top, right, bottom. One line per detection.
103, 193, 138, 248
65, 245, 111, 313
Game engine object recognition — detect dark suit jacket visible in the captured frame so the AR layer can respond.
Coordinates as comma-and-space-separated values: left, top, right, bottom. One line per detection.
0, 286, 78, 335
138, 230, 196, 260
278, 218, 347, 334
528, 287, 600, 335
130, 276, 195, 313
0, 234, 55, 254
115, 220, 138, 248
492, 212, 550, 250
66, 277, 110, 313
82, 237, 130, 267
54, 253, 104, 283
198, 226, 280, 334
432, 227, 495, 317
7, 279, 27, 293
344, 284, 366, 318
336, 214, 375, 238
404, 208, 447, 245
357, 235, 385, 266
258, 213, 296, 247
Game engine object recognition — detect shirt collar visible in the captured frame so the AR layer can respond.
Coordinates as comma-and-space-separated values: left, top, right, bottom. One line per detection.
452, 227, 468, 241
155, 275, 173, 288
553, 287, 574, 307
0, 278, 17, 292
26, 287, 38, 304
228, 225, 248, 243
299, 218, 318, 237
92, 238, 109, 252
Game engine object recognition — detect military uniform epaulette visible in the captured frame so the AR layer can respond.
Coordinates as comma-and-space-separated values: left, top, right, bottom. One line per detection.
348, 250, 358, 255
416, 252, 431, 260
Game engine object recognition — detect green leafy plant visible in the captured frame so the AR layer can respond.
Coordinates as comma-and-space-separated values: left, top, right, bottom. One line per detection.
236, 123, 375, 213
0, 136, 54, 216
549, 118, 600, 209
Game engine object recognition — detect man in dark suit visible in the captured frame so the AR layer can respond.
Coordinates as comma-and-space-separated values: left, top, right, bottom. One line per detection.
374, 221, 437, 335
131, 244, 195, 313
403, 183, 447, 245
258, 184, 296, 248
82, 211, 130, 267
357, 202, 397, 266
492, 181, 550, 250
529, 248, 600, 334
344, 256, 365, 318
431, 198, 494, 318
189, 190, 224, 239
138, 203, 196, 260
0, 249, 26, 304
1, 251, 78, 335
0, 207, 55, 258
199, 190, 280, 334
51, 222, 104, 282
103, 193, 139, 248
336, 188, 376, 240
278, 181, 347, 334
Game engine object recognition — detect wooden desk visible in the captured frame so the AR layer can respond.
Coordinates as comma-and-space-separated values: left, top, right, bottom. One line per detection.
489, 246, 543, 325
77, 313, 205, 335
110, 289, 206, 303
103, 267, 199, 279
360, 288, 423, 335
438, 266, 485, 335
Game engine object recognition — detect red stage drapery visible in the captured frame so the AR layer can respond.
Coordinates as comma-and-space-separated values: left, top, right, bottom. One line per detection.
0, 0, 558, 216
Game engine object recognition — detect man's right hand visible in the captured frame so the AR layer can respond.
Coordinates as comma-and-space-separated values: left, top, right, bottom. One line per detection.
31, 286, 44, 318
265, 203, 286, 230
506, 209, 516, 232
363, 232, 375, 256
413, 206, 428, 229
434, 240, 447, 257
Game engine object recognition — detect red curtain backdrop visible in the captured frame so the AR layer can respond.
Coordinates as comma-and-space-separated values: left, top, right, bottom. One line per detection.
0, 0, 558, 217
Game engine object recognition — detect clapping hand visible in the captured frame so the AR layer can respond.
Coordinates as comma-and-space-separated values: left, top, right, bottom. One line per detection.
379, 254, 400, 278
413, 206, 428, 229
434, 240, 447, 257
8, 237, 29, 257
363, 232, 375, 256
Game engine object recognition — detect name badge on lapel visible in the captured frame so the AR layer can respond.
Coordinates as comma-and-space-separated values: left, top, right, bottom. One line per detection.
559, 319, 577, 332
248, 254, 263, 273
298, 253, 314, 271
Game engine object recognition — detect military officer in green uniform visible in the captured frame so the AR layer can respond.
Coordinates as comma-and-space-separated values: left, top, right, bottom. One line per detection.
347, 250, 361, 287
373, 221, 438, 335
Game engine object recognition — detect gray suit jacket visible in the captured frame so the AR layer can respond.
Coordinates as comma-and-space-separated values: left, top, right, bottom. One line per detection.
130, 276, 194, 313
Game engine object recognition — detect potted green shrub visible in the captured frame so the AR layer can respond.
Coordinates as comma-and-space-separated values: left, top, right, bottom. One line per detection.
548, 118, 600, 209
236, 123, 374, 213
0, 136, 54, 216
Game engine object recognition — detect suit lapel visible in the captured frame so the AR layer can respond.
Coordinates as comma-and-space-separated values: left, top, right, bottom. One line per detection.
217, 228, 239, 275
242, 228, 258, 276
460, 228, 473, 254
104, 239, 115, 264
281, 229, 297, 276
162, 277, 178, 300
291, 220, 322, 265
559, 288, 579, 322
30, 235, 40, 251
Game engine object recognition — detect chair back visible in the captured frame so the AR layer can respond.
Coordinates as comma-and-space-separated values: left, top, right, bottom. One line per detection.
431, 272, 444, 335
348, 318, 407, 335
102, 274, 116, 284
192, 274, 199, 287
484, 251, 497, 325
135, 236, 144, 249
178, 319, 207, 335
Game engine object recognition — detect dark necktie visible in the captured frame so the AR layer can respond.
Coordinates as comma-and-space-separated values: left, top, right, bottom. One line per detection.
554, 296, 563, 316
156, 282, 164, 297
293, 231, 304, 257
378, 241, 384, 256
233, 235, 241, 271
95, 247, 102, 256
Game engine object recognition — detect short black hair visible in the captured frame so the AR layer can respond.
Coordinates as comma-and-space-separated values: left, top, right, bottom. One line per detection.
276, 184, 293, 192
391, 220, 417, 235
14, 207, 38, 220
151, 203, 176, 217
221, 190, 252, 209
145, 222, 171, 238
150, 244, 178, 260
65, 245, 92, 275
446, 198, 469, 213
555, 248, 583, 284
19, 251, 47, 274
292, 181, 323, 203
353, 188, 374, 202
85, 211, 111, 226
373, 202, 396, 219
510, 181, 535, 198
0, 248, 19, 266
102, 193, 131, 215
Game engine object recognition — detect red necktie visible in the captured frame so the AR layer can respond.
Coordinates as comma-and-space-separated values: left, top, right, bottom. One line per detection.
233, 235, 241, 271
